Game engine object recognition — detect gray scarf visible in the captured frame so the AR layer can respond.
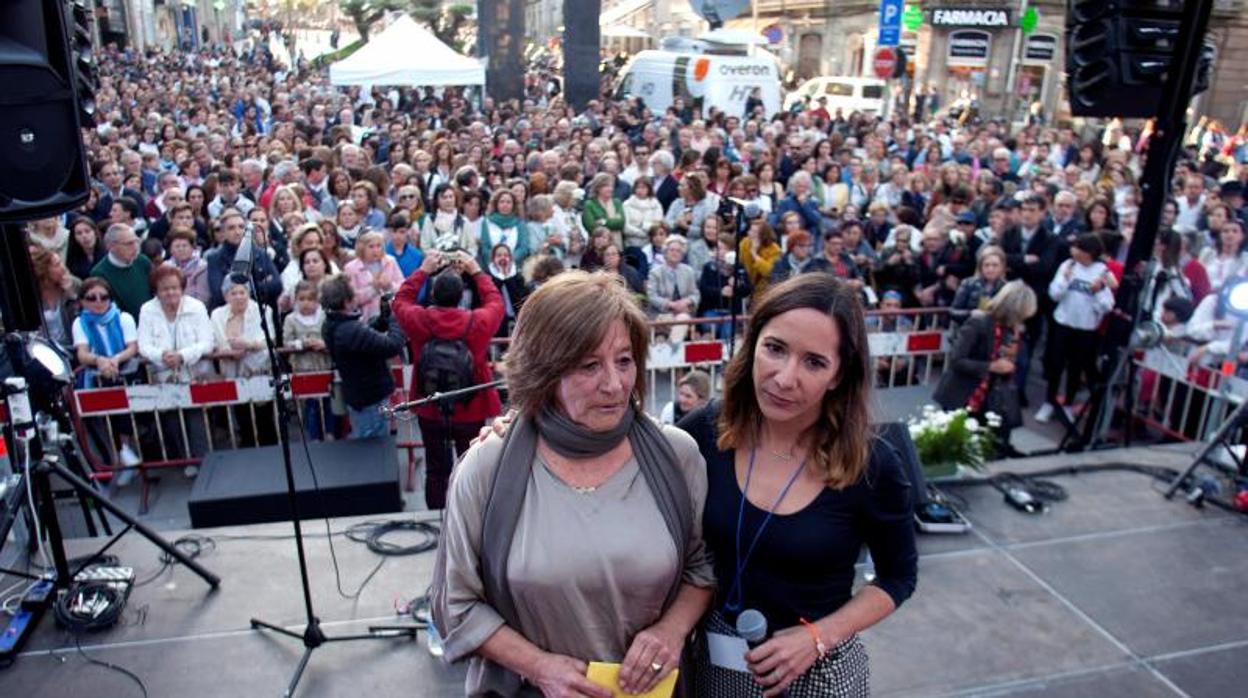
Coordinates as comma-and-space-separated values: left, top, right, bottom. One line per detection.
472, 403, 693, 696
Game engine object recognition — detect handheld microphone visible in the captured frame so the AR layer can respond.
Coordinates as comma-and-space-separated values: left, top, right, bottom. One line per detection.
736, 609, 789, 696
230, 223, 256, 278
736, 609, 768, 649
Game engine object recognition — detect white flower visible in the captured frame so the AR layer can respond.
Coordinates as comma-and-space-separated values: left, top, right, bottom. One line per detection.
966, 418, 980, 432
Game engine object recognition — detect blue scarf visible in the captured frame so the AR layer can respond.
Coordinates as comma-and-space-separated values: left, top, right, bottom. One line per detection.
78, 303, 125, 387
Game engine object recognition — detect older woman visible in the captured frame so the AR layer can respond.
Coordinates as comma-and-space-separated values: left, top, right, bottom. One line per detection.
137, 266, 215, 474
949, 245, 1008, 324
73, 277, 140, 388
433, 271, 714, 697
935, 280, 1038, 448
163, 228, 211, 304
678, 274, 918, 697
342, 231, 404, 321
666, 172, 718, 240
647, 236, 701, 344
210, 276, 271, 378
582, 172, 626, 249
138, 265, 215, 383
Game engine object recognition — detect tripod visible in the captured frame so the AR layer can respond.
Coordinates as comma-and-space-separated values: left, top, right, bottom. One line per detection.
0, 377, 219, 598
238, 274, 415, 697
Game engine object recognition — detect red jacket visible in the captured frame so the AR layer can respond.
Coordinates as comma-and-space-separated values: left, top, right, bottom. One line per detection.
393, 269, 505, 423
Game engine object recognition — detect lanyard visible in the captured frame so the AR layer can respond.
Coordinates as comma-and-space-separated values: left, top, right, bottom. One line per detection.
723, 446, 808, 613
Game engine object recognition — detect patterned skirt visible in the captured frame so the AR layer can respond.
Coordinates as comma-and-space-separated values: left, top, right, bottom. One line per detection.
689, 610, 869, 698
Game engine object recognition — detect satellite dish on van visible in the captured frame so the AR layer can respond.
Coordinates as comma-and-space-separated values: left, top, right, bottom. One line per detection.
689, 0, 750, 29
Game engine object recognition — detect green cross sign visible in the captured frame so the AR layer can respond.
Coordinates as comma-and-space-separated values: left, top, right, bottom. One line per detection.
903, 5, 923, 32
1021, 7, 1040, 34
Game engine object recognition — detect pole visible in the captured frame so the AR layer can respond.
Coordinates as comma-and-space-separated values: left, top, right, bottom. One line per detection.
1002, 0, 1028, 124
1076, 0, 1217, 451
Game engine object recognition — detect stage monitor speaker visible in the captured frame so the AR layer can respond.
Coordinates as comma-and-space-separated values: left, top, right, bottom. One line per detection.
188, 437, 404, 529
0, 1, 90, 222
478, 0, 525, 103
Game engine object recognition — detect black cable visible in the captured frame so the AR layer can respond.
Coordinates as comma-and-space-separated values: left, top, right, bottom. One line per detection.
934, 462, 1248, 517
73, 636, 148, 698
132, 535, 216, 588
292, 405, 391, 600
344, 520, 440, 557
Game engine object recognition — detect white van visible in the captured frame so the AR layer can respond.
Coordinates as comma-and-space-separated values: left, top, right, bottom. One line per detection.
615, 49, 782, 118
784, 76, 887, 116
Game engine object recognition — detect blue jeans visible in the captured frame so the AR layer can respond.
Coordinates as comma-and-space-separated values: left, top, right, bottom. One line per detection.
303, 398, 340, 441
348, 400, 389, 439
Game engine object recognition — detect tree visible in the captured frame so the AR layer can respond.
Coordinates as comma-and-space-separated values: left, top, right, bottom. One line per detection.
339, 0, 404, 42
409, 1, 474, 51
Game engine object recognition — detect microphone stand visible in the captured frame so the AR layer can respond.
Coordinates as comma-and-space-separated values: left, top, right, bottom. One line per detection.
236, 266, 415, 696
727, 203, 750, 361
385, 380, 505, 490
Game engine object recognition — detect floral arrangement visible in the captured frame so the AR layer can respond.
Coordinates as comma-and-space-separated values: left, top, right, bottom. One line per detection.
908, 406, 999, 475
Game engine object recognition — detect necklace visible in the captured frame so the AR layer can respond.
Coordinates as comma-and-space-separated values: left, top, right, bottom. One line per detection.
571, 485, 597, 495
769, 448, 796, 461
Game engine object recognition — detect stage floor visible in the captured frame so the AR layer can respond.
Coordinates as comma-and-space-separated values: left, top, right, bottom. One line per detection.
3, 443, 1246, 697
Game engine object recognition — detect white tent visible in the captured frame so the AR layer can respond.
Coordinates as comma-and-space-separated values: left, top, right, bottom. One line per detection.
329, 15, 484, 87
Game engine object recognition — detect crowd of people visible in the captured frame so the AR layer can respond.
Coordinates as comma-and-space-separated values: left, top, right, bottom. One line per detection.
22, 35, 1248, 471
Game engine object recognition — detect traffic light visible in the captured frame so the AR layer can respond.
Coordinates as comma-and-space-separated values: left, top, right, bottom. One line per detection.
1066, 0, 1215, 118
0, 1, 91, 221
70, 0, 98, 126
892, 47, 908, 79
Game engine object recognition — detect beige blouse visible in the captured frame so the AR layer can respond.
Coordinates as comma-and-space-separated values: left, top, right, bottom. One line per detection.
438, 423, 714, 694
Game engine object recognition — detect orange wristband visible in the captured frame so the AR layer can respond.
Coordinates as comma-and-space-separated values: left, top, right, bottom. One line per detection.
799, 617, 829, 659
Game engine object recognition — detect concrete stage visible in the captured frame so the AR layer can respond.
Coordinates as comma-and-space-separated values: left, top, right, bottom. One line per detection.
2, 443, 1246, 697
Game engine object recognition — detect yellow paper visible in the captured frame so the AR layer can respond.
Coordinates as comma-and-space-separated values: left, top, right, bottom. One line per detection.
586, 662, 679, 698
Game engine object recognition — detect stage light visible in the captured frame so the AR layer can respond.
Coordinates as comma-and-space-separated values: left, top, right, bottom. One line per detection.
1224, 276, 1248, 320
25, 335, 72, 384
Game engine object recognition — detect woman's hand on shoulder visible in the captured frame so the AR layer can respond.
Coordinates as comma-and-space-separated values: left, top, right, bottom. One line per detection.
618, 622, 684, 694
474, 409, 516, 445
746, 625, 823, 698
531, 652, 612, 698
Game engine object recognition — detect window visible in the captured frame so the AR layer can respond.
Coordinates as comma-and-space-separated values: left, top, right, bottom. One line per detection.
824, 82, 854, 96
862, 85, 884, 99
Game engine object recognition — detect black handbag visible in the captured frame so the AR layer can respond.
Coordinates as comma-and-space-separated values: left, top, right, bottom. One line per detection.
983, 376, 1023, 430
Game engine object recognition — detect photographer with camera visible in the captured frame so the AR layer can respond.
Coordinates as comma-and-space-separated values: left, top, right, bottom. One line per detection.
321, 275, 407, 440
393, 249, 504, 510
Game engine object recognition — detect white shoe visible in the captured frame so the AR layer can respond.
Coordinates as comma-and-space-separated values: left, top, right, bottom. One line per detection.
114, 466, 135, 488
184, 465, 199, 478
1034, 403, 1055, 423
1063, 406, 1076, 423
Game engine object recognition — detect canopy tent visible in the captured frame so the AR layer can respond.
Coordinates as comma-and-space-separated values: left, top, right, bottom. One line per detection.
329, 15, 484, 87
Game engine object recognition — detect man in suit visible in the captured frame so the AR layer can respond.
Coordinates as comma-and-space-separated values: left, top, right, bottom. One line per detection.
1050, 190, 1085, 243
650, 151, 679, 214
1001, 194, 1058, 401
92, 161, 145, 225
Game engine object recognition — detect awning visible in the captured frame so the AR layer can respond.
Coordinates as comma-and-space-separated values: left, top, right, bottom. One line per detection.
601, 24, 652, 39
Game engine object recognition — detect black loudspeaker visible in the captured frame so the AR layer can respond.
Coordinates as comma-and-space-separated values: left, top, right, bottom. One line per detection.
563, 0, 602, 111
478, 0, 525, 102
1065, 0, 1214, 118
0, 1, 91, 222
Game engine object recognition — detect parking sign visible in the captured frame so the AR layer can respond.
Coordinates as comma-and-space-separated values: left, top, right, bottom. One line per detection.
879, 0, 903, 47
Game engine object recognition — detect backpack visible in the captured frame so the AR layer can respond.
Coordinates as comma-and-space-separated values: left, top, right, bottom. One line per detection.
417, 316, 476, 403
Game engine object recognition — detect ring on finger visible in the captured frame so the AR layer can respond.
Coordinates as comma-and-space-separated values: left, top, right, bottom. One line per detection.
650, 661, 664, 674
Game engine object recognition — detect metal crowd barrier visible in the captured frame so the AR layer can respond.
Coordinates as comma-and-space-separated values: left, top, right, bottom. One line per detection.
1132, 346, 1247, 443
60, 309, 956, 511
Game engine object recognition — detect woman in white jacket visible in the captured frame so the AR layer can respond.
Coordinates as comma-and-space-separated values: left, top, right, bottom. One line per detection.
1039, 233, 1116, 422
211, 276, 272, 378
137, 266, 215, 475
138, 266, 216, 383
622, 175, 664, 252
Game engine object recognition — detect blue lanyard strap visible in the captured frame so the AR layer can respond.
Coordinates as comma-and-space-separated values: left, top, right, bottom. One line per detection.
724, 446, 808, 613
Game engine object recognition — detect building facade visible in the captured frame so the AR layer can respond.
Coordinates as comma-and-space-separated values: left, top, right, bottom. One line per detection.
734, 0, 1246, 126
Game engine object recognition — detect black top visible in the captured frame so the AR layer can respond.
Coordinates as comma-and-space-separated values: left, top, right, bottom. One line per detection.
678, 402, 918, 631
